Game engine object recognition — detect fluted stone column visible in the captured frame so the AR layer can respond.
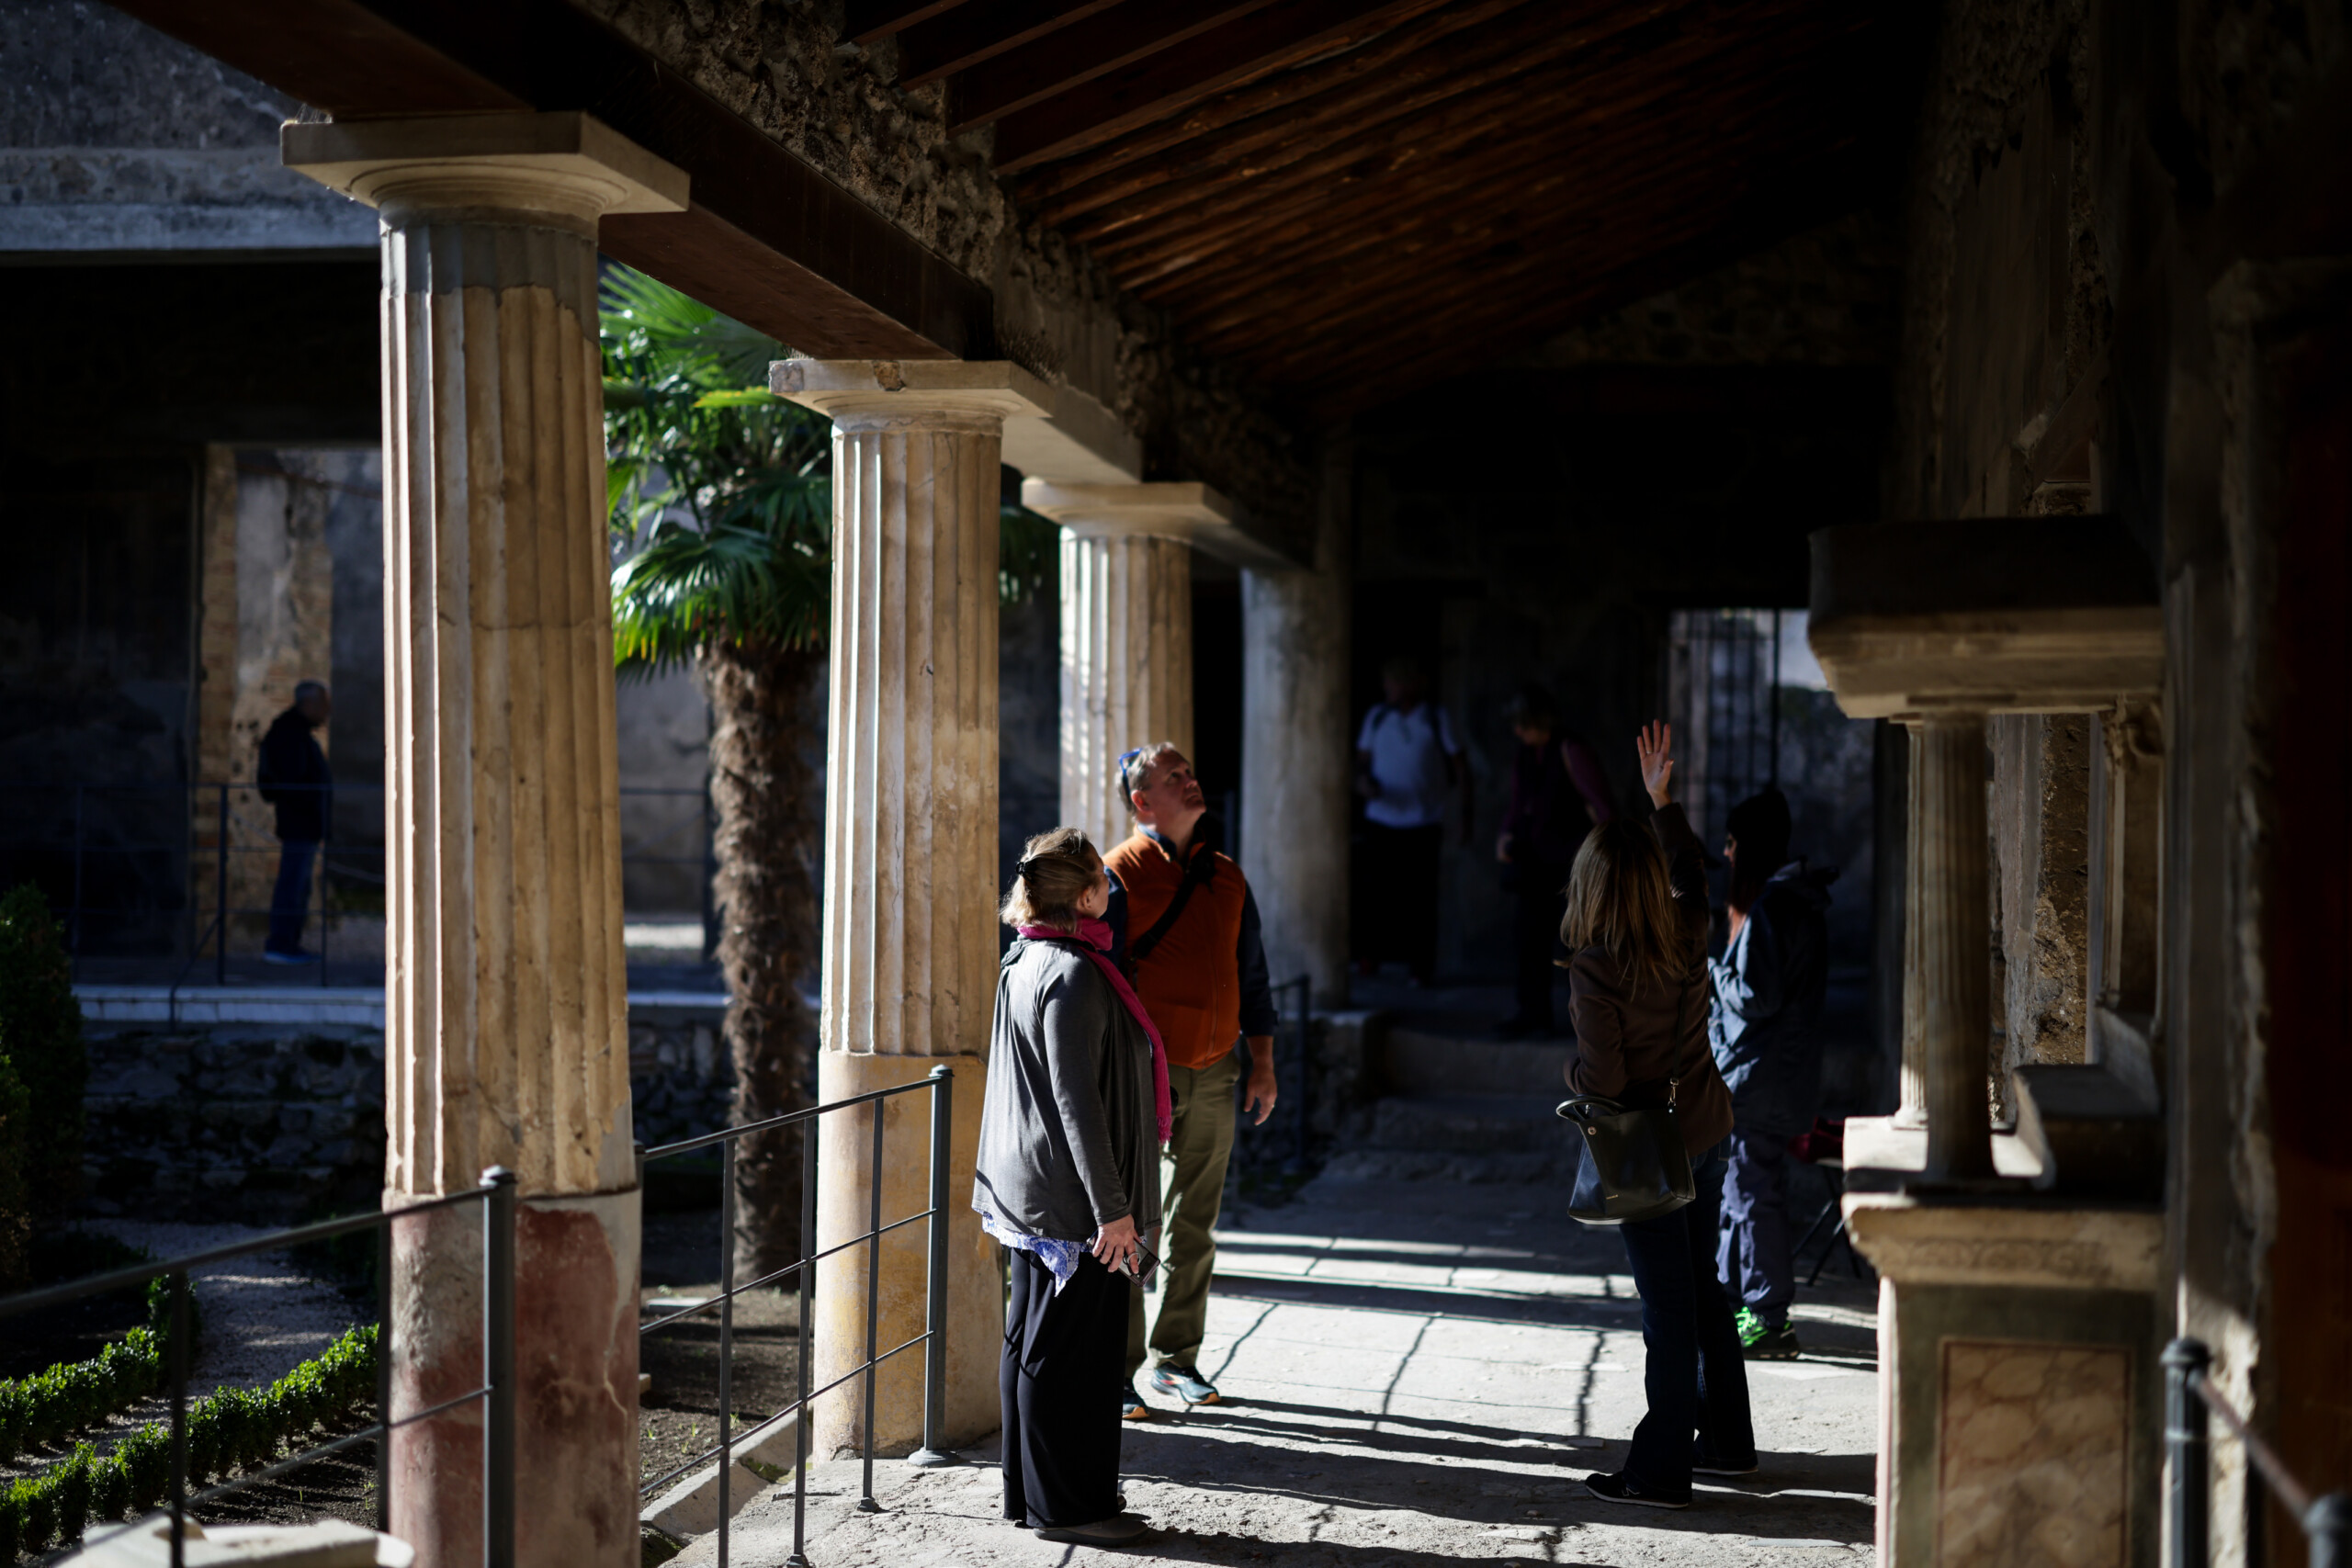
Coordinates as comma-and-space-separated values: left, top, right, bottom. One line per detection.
1897, 722, 1928, 1124
286, 114, 687, 1566
772, 359, 1052, 1455
1023, 482, 1239, 848
1915, 715, 1997, 1179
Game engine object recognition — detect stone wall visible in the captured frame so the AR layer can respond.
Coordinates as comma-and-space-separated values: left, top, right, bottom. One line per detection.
81, 1009, 736, 1225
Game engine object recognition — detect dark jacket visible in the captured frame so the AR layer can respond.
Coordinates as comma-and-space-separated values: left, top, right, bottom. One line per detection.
973, 936, 1163, 1242
1709, 862, 1834, 1138
1562, 803, 1735, 1156
256, 709, 332, 842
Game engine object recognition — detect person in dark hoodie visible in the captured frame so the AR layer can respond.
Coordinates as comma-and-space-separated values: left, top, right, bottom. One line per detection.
256, 681, 333, 964
1705, 786, 1834, 1359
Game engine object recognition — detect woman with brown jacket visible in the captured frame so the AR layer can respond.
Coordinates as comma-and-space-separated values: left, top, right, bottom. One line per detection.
1562, 721, 1755, 1508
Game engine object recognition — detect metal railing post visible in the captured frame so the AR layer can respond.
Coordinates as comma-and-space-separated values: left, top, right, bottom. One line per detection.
2311, 1495, 2352, 1568
377, 1215, 394, 1534
215, 784, 229, 985
718, 1138, 736, 1568
69, 783, 83, 978
168, 1268, 190, 1568
786, 1120, 817, 1568
857, 1098, 884, 1512
2165, 1337, 2211, 1568
909, 1066, 957, 1467
481, 1168, 517, 1568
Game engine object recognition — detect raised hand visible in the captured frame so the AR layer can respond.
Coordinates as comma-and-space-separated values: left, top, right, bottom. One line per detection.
1637, 720, 1675, 808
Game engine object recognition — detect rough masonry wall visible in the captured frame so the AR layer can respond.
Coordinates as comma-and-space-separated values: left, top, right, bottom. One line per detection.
571, 0, 1314, 536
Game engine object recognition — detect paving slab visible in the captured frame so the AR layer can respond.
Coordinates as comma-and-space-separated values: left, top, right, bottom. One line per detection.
677, 1174, 1880, 1568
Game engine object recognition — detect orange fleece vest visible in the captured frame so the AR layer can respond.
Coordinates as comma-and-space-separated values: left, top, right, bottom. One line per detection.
1104, 831, 1249, 1070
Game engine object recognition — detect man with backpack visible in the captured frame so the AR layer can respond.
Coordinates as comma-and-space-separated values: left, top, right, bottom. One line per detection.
1102, 742, 1279, 1420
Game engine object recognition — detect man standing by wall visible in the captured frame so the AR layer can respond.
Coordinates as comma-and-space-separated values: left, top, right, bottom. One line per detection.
1708, 787, 1832, 1359
1104, 743, 1279, 1418
256, 680, 332, 964
1353, 656, 1467, 985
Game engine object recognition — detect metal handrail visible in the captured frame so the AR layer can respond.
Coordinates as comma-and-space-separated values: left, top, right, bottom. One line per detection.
637, 1066, 959, 1568
2165, 1337, 2352, 1568
0, 1169, 518, 1568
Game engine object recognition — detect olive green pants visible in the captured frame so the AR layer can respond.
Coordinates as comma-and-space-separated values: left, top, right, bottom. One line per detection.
1127, 1049, 1240, 1380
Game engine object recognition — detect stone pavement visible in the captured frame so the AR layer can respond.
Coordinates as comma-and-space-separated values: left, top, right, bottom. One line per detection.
677, 1171, 1881, 1567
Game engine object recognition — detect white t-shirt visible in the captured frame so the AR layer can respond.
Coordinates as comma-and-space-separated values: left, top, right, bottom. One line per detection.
1357, 703, 1462, 829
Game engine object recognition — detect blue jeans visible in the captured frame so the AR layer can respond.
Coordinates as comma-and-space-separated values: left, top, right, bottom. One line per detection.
1717, 1127, 1795, 1328
1616, 1142, 1755, 1492
267, 840, 318, 954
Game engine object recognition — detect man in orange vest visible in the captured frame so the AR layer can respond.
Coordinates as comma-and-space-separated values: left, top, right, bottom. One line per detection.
1103, 742, 1279, 1419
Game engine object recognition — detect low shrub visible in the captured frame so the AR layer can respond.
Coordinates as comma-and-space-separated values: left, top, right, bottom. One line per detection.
0, 1276, 198, 1463
0, 1323, 376, 1560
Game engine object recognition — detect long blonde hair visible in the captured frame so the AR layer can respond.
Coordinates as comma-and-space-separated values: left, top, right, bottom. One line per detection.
1001, 827, 1101, 933
1560, 820, 1690, 996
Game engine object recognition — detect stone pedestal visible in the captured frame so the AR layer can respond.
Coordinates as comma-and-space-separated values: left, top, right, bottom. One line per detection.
1021, 481, 1238, 848
286, 111, 688, 1568
772, 358, 1054, 1454
1847, 1195, 2162, 1567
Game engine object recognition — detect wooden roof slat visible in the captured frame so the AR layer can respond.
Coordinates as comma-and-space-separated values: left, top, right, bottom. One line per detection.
844, 0, 975, 45
947, 0, 1276, 131
989, 0, 1457, 172
1012, 0, 1564, 206
1139, 36, 1858, 325
1089, 7, 1834, 293
898, 0, 1122, 86
1035, 0, 1664, 234
1060, 8, 1696, 254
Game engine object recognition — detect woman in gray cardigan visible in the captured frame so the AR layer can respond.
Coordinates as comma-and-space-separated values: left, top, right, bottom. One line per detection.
976, 827, 1167, 1546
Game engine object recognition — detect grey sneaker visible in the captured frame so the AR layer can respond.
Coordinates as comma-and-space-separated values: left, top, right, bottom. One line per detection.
1150, 1363, 1220, 1404
1034, 1512, 1148, 1545
1121, 1382, 1152, 1421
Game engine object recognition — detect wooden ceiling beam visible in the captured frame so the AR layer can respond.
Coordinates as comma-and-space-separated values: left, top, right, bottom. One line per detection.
1094, 17, 1839, 296
989, 0, 1457, 172
1035, 0, 1667, 234
1062, 10, 1701, 254
897, 0, 1122, 85
1143, 49, 1859, 325
844, 0, 975, 46
947, 0, 1276, 130
1012, 0, 1566, 209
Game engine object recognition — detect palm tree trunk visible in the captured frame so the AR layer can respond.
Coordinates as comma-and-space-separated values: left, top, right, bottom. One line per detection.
698, 640, 823, 1282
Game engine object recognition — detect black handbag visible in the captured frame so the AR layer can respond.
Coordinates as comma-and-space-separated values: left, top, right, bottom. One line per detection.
1557, 978, 1700, 1225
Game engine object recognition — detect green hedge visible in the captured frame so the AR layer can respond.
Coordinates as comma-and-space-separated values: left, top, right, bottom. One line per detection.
0, 1323, 377, 1561
0, 884, 84, 1224
0, 1276, 199, 1464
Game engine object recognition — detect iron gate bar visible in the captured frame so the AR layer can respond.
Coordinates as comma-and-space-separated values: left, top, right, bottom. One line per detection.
2164, 1336, 2352, 1568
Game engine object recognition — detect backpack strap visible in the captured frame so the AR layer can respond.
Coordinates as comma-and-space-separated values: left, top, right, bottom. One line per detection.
1129, 844, 1216, 965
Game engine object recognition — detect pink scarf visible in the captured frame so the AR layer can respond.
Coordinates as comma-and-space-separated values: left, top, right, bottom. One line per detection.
1020, 919, 1173, 1145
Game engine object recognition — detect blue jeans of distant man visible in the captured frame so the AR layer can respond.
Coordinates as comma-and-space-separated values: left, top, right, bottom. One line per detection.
267, 839, 319, 954
1716, 1127, 1794, 1329
1616, 1142, 1754, 1494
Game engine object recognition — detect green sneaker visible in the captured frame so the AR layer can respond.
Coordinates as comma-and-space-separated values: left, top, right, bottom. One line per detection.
1736, 1308, 1801, 1359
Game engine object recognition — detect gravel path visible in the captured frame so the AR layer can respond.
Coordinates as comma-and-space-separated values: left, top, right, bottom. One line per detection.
81, 1220, 368, 1395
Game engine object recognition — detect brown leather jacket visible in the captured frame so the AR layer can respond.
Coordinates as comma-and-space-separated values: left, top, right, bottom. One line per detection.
1562, 803, 1735, 1155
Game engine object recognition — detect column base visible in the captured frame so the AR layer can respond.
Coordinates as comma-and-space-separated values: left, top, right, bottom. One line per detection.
810, 1052, 993, 1460
390, 1188, 640, 1568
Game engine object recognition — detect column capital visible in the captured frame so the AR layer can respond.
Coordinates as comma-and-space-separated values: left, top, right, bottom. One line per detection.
1022, 479, 1231, 537
772, 357, 1053, 431
282, 111, 688, 231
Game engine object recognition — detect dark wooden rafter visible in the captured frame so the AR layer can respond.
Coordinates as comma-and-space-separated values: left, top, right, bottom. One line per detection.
897, 0, 1125, 87
844, 0, 973, 46
947, 0, 1279, 131
989, 0, 1460, 171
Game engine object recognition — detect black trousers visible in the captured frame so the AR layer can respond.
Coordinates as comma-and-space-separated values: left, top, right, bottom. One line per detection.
1510, 859, 1569, 1028
1001, 1248, 1128, 1529
1616, 1144, 1756, 1492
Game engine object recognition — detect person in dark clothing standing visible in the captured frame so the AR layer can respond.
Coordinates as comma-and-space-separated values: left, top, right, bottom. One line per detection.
1706, 786, 1834, 1359
1494, 684, 1616, 1039
256, 681, 332, 964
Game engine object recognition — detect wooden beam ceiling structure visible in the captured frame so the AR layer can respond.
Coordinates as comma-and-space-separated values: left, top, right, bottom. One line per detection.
856, 0, 1925, 417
